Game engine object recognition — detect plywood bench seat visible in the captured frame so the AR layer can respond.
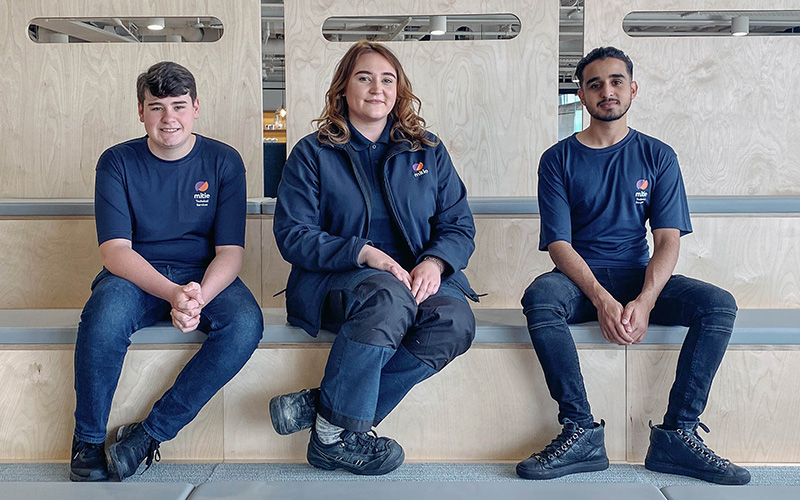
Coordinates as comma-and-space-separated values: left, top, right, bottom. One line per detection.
1, 308, 798, 346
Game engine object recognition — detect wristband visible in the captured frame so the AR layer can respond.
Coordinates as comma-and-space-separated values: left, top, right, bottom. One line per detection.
422, 255, 444, 274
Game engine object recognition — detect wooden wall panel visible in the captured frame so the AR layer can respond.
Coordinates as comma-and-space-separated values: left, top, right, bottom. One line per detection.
284, 0, 559, 197
223, 345, 627, 461
678, 216, 800, 309
627, 347, 800, 463
0, 0, 262, 198
3, 216, 799, 310
261, 218, 290, 308
0, 217, 263, 308
0, 219, 100, 309
0, 347, 223, 461
585, 0, 800, 195
467, 216, 552, 308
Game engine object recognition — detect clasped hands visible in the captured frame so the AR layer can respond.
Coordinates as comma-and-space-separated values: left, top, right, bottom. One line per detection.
359, 245, 441, 304
169, 282, 205, 333
595, 293, 654, 345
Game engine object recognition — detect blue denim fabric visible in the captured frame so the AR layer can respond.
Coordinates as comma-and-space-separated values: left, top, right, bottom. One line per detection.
521, 268, 736, 429
73, 267, 263, 444
318, 269, 475, 432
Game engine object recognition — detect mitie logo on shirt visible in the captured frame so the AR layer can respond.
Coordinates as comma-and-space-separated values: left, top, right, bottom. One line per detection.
194, 181, 211, 207
635, 179, 648, 205
412, 162, 428, 178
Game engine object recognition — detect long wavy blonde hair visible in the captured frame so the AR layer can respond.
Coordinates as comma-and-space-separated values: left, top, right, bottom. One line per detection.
314, 41, 438, 151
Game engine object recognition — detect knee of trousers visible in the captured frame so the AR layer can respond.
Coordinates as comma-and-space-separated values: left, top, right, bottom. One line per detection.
521, 274, 577, 313
522, 284, 573, 338
693, 287, 737, 332
345, 274, 418, 348
405, 298, 476, 371
214, 305, 264, 352
76, 281, 150, 347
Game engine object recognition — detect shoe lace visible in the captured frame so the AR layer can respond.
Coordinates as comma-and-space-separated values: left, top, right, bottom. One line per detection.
341, 430, 382, 454
677, 422, 729, 468
139, 438, 161, 474
532, 424, 585, 463
73, 441, 101, 460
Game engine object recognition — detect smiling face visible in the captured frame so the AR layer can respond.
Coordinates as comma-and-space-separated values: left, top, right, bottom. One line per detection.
138, 91, 199, 160
578, 57, 638, 123
343, 51, 398, 133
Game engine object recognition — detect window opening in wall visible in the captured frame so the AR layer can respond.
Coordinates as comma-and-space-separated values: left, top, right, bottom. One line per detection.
558, 0, 584, 138
623, 10, 800, 37
320, 14, 521, 42
262, 1, 287, 196
28, 17, 224, 43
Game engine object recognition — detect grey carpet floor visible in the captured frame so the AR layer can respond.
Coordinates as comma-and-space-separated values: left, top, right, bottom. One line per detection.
1, 463, 799, 487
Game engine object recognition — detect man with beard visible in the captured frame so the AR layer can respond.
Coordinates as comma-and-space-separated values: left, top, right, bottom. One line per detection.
515, 47, 750, 485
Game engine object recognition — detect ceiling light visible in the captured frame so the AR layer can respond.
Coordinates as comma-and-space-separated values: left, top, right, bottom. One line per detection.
147, 18, 165, 31
731, 15, 749, 36
430, 15, 447, 36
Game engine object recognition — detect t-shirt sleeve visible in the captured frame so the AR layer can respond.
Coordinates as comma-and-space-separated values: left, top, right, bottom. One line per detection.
213, 150, 247, 247
649, 151, 693, 236
538, 148, 572, 251
94, 149, 133, 245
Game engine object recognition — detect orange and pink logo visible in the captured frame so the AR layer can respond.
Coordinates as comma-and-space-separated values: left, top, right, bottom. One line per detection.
195, 181, 209, 192
412, 162, 424, 172
636, 179, 648, 190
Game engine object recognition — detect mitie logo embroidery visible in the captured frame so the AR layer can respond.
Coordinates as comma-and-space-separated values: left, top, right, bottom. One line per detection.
412, 162, 428, 178
635, 179, 648, 205
194, 181, 211, 207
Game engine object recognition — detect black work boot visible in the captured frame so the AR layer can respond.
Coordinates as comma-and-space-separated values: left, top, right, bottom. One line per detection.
106, 422, 161, 481
269, 387, 320, 435
307, 427, 405, 475
516, 418, 609, 480
69, 437, 108, 482
645, 421, 750, 485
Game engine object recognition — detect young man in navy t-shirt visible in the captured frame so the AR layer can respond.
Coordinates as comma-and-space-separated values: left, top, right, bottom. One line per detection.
70, 62, 262, 482
516, 47, 749, 485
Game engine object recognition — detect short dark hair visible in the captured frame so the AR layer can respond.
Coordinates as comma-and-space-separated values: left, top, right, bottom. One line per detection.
574, 46, 633, 87
136, 61, 197, 104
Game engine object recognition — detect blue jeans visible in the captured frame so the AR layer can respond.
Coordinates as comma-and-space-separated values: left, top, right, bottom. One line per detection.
522, 268, 737, 429
318, 269, 476, 432
73, 266, 263, 444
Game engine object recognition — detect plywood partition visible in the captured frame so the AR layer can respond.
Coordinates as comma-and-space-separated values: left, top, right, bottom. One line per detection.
283, 0, 559, 197
0, 0, 262, 198
584, 0, 800, 195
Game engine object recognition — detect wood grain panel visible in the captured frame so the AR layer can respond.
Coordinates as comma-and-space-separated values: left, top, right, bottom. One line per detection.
677, 216, 800, 309
284, 0, 559, 197
261, 218, 290, 308
0, 347, 223, 461
0, 0, 262, 198
241, 216, 263, 305
585, 0, 800, 195
467, 216, 551, 308
223, 345, 627, 461
627, 347, 800, 463
0, 348, 75, 460
0, 219, 101, 308
0, 217, 263, 308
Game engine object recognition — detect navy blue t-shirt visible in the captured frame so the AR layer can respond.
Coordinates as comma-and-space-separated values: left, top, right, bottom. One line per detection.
349, 122, 415, 271
538, 129, 692, 268
94, 135, 247, 267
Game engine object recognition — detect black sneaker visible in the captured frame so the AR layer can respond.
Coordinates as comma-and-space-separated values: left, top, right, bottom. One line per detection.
307, 427, 405, 475
69, 437, 108, 482
106, 422, 161, 481
645, 421, 750, 485
269, 388, 319, 435
516, 418, 609, 480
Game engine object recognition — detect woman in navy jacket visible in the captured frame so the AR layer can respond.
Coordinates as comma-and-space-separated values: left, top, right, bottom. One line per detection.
270, 41, 478, 475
